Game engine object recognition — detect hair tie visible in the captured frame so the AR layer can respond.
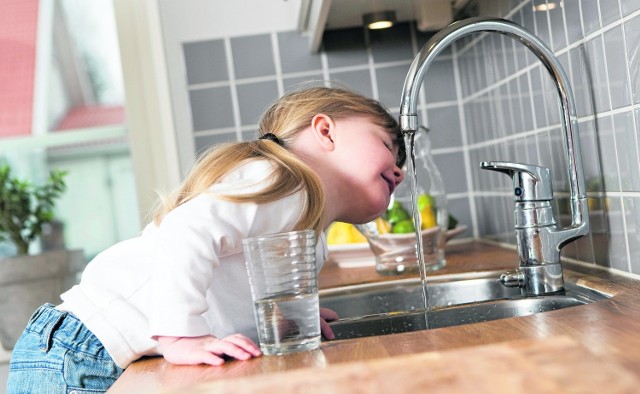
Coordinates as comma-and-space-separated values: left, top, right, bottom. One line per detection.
258, 132, 284, 146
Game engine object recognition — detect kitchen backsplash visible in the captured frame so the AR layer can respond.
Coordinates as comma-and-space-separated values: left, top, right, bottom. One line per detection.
181, 0, 640, 276
459, 0, 640, 276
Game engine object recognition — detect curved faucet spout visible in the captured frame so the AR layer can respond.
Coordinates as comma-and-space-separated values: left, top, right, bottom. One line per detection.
401, 17, 590, 295
400, 16, 589, 236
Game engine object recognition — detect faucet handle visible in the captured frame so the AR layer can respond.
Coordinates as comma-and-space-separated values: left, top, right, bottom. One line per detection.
480, 161, 553, 202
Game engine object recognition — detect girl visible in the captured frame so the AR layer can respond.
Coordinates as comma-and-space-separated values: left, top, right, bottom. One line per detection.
7, 86, 406, 393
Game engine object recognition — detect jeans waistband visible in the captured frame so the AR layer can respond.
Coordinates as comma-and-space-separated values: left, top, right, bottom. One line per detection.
26, 304, 85, 352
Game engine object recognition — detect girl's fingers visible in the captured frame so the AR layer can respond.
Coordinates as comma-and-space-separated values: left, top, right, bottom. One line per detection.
222, 334, 262, 356
203, 335, 262, 360
320, 318, 335, 340
196, 351, 226, 366
320, 308, 338, 340
320, 307, 339, 321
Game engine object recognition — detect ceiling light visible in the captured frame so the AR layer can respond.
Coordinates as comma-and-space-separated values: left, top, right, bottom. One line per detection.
363, 11, 396, 30
533, 2, 558, 11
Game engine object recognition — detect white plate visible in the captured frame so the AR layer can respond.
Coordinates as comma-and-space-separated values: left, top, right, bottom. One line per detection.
445, 225, 468, 242
328, 242, 370, 252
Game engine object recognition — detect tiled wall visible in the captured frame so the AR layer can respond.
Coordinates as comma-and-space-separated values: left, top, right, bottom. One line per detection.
458, 0, 640, 276
181, 0, 640, 276
181, 23, 473, 237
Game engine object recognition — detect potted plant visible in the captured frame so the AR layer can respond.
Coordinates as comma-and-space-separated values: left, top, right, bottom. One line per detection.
0, 164, 85, 349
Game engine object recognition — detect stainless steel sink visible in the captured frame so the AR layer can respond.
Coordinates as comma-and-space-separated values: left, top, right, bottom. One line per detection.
320, 271, 520, 319
320, 271, 609, 340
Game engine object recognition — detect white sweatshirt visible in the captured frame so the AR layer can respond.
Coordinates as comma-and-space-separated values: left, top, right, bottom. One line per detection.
58, 160, 328, 368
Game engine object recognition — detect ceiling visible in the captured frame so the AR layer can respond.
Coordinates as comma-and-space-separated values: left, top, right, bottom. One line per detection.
301, 0, 470, 52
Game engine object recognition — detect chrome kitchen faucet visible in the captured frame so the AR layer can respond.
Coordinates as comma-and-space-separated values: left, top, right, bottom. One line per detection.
399, 17, 590, 296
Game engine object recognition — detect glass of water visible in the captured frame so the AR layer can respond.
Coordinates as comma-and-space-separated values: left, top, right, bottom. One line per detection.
242, 229, 320, 355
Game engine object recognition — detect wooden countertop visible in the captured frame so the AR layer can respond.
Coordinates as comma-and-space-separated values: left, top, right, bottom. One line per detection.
108, 242, 640, 393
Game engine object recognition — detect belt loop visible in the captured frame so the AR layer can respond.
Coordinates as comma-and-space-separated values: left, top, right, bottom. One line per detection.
40, 309, 67, 352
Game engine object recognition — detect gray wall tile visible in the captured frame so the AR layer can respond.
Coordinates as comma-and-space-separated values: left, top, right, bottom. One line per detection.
578, 118, 604, 183
327, 69, 373, 97
533, 2, 551, 48
376, 64, 409, 109
621, 0, 640, 15
600, 0, 622, 25
184, 39, 228, 84
603, 26, 632, 109
189, 87, 234, 131
415, 30, 452, 56
236, 80, 279, 125
423, 58, 457, 103
434, 151, 467, 194
596, 116, 622, 192
581, 1, 602, 35
624, 14, 640, 104
231, 34, 275, 79
564, 0, 584, 44
604, 197, 629, 271
241, 130, 257, 141
278, 31, 323, 74
323, 27, 368, 68
426, 106, 462, 149
194, 132, 238, 155
369, 23, 414, 63
585, 35, 611, 113
446, 197, 472, 238
613, 111, 640, 191
548, 2, 567, 50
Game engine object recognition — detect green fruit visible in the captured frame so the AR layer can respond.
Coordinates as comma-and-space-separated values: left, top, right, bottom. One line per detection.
448, 213, 458, 230
385, 202, 410, 224
417, 193, 435, 211
392, 219, 415, 234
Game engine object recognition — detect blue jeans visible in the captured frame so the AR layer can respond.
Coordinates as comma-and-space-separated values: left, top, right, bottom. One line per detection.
7, 304, 124, 394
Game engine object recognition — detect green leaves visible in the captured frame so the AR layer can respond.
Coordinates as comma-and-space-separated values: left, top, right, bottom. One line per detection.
0, 165, 68, 255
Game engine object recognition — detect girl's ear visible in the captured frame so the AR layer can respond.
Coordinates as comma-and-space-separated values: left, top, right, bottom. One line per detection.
310, 114, 335, 151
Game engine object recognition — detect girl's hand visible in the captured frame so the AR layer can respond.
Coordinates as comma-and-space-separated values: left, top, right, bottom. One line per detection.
157, 334, 262, 366
320, 307, 339, 340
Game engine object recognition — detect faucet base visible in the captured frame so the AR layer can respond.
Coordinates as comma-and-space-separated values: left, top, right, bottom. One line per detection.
500, 264, 564, 297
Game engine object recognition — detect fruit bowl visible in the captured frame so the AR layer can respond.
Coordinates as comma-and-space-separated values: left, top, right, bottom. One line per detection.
444, 224, 468, 242
369, 224, 468, 247
357, 224, 468, 275
373, 226, 440, 249
328, 225, 468, 270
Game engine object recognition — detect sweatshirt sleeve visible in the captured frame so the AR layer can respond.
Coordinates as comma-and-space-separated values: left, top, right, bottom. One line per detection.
148, 160, 307, 338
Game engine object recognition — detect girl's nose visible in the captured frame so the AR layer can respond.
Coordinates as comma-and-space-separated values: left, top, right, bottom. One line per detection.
393, 165, 404, 185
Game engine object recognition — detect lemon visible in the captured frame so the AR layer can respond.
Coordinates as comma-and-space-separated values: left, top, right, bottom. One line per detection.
349, 225, 368, 243
420, 207, 437, 229
327, 222, 367, 244
327, 222, 353, 245
375, 217, 392, 234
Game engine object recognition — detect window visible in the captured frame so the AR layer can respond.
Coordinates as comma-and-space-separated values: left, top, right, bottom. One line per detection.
0, 0, 140, 260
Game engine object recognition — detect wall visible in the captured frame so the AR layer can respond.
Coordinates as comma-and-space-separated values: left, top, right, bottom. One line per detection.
158, 0, 303, 174
163, 15, 473, 238
160, 0, 640, 277
458, 0, 640, 276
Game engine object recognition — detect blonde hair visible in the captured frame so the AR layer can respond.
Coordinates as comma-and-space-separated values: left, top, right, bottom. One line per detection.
152, 86, 401, 235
